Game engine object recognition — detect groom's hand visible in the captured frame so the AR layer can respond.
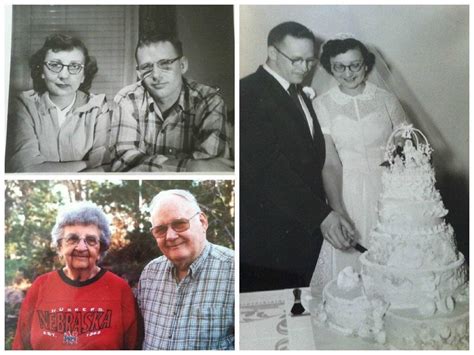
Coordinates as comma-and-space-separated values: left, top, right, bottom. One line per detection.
320, 211, 355, 250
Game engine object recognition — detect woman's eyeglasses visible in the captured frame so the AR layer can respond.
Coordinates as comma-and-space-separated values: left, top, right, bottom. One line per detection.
60, 234, 100, 247
150, 211, 200, 239
44, 61, 85, 75
332, 61, 364, 73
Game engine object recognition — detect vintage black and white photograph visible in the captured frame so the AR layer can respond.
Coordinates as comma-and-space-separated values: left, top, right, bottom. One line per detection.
239, 5, 469, 350
5, 5, 234, 173
5, 179, 235, 349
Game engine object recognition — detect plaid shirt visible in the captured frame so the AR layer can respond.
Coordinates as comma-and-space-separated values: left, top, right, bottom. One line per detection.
137, 242, 234, 350
110, 78, 230, 172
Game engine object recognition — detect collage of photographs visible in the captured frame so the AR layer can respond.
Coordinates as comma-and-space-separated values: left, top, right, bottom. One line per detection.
1, 2, 470, 351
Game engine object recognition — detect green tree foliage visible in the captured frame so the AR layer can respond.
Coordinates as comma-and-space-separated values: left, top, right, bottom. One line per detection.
4, 179, 234, 349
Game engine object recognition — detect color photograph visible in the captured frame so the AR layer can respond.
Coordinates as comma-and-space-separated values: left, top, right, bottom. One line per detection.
5, 179, 235, 350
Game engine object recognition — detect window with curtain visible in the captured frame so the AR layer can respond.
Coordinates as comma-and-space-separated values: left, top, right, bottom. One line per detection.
9, 5, 139, 102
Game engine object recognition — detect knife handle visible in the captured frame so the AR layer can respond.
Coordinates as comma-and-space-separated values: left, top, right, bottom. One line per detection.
354, 243, 367, 253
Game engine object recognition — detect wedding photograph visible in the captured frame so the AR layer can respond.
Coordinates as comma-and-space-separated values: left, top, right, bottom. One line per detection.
239, 4, 469, 350
5, 5, 234, 173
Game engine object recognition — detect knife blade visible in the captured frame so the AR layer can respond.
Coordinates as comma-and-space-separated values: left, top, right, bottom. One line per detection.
354, 243, 367, 253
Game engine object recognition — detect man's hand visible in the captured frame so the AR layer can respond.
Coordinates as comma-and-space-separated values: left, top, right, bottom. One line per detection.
320, 211, 355, 250
187, 158, 234, 172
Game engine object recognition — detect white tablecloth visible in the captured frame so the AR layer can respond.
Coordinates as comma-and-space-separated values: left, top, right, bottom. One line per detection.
240, 288, 384, 350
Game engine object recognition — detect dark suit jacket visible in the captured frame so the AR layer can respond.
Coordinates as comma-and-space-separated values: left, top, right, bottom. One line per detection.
240, 66, 331, 291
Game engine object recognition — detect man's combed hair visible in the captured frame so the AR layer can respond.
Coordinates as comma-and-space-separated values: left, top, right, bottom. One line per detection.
30, 33, 98, 94
135, 33, 183, 61
267, 21, 316, 47
149, 189, 201, 218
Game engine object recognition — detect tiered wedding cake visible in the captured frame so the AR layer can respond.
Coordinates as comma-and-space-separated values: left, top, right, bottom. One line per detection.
314, 124, 469, 350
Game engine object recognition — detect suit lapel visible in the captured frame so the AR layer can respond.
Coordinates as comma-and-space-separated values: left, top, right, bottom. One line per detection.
257, 67, 315, 146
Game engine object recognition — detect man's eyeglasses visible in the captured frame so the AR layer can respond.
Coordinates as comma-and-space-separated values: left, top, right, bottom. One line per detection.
136, 57, 182, 74
273, 46, 317, 68
44, 61, 84, 75
332, 61, 364, 73
150, 211, 200, 239
60, 234, 100, 247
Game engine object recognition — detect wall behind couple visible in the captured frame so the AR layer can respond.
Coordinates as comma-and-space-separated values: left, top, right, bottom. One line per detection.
8, 5, 234, 110
240, 5, 469, 261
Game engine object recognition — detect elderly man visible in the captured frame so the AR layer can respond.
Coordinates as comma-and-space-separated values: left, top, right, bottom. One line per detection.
240, 21, 355, 292
110, 34, 232, 172
137, 189, 234, 350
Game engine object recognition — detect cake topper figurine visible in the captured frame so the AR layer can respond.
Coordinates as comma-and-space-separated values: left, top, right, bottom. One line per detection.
381, 123, 433, 168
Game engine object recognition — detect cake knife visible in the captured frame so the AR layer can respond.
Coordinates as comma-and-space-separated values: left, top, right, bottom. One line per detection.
354, 243, 367, 253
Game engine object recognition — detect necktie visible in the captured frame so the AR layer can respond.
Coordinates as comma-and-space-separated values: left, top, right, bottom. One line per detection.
289, 84, 315, 139
288, 84, 304, 115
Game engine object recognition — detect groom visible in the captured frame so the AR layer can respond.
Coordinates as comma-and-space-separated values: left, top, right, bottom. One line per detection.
240, 21, 354, 292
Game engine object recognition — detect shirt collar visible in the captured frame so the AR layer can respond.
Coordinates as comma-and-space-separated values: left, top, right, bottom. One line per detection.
39, 90, 98, 114
263, 63, 291, 91
330, 80, 377, 104
168, 241, 211, 281
188, 241, 211, 278
45, 92, 77, 113
145, 79, 187, 117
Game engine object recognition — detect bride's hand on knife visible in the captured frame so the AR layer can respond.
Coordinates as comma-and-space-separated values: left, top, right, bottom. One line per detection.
320, 211, 356, 250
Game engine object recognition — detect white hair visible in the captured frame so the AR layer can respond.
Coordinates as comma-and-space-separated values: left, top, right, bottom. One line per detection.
149, 189, 201, 219
51, 201, 111, 257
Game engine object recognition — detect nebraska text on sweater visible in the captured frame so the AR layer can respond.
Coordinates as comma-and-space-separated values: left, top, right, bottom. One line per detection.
37, 309, 113, 334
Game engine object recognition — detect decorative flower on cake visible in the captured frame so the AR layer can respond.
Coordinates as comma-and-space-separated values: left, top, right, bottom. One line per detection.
314, 303, 328, 322
336, 266, 360, 291
454, 284, 469, 303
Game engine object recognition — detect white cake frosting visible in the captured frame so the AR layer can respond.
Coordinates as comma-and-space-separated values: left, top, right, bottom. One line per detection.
316, 267, 388, 344
312, 124, 469, 350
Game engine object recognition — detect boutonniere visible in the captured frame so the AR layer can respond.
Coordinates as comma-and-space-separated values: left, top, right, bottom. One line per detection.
302, 86, 316, 100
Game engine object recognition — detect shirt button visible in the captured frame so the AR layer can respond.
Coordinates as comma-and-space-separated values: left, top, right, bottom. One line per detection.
168, 334, 172, 339
168, 148, 173, 153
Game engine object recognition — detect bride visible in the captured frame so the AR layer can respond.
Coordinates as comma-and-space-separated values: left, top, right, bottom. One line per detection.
311, 35, 407, 293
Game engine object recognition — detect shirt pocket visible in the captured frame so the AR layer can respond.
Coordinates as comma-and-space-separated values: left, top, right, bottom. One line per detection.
190, 306, 234, 350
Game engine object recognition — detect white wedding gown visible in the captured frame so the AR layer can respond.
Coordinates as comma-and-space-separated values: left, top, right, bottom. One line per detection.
310, 81, 407, 295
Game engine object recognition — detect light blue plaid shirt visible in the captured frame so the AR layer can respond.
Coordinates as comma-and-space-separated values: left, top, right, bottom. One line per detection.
137, 242, 234, 350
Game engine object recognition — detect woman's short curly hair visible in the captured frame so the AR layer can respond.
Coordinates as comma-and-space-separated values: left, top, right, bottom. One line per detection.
320, 38, 375, 75
51, 201, 111, 258
30, 33, 98, 94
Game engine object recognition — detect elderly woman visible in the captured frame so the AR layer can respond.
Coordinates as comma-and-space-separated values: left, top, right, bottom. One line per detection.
6, 33, 110, 172
12, 202, 138, 350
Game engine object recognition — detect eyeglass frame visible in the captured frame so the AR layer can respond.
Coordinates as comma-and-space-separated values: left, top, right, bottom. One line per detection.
273, 46, 317, 68
43, 61, 85, 75
150, 211, 201, 239
136, 56, 182, 74
58, 234, 101, 247
331, 61, 365, 73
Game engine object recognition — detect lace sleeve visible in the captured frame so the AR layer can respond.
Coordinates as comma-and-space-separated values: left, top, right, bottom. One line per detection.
313, 96, 331, 135
386, 93, 408, 128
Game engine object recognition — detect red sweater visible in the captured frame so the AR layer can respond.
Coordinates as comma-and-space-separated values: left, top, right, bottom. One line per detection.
12, 269, 138, 350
